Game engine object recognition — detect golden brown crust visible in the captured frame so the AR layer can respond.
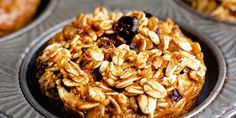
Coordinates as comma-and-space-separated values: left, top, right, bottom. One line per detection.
0, 0, 40, 37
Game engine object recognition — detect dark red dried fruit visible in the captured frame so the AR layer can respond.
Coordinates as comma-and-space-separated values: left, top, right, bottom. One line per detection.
93, 68, 103, 82
144, 11, 153, 18
168, 89, 183, 102
102, 34, 123, 47
98, 37, 115, 48
113, 16, 138, 44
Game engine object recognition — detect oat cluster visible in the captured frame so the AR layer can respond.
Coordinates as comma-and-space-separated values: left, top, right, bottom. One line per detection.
36, 7, 207, 117
184, 0, 236, 22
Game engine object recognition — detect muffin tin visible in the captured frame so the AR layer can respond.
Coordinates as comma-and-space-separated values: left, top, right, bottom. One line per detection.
19, 19, 226, 118
0, 0, 235, 117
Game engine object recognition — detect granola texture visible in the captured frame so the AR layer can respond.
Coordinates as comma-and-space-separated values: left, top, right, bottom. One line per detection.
36, 7, 207, 118
184, 0, 236, 22
0, 0, 40, 37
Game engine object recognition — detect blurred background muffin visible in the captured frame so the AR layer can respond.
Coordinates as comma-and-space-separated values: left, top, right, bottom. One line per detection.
184, 0, 236, 23
0, 0, 40, 37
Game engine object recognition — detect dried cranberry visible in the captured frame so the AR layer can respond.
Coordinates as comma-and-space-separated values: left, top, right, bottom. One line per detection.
113, 16, 138, 44
168, 89, 183, 102
144, 11, 153, 18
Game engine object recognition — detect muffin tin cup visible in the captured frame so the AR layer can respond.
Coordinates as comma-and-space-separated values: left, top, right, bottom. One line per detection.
175, 0, 236, 26
0, 0, 58, 43
19, 18, 226, 118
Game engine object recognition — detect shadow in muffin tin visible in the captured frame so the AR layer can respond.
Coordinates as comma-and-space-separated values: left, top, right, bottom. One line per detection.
175, 0, 236, 26
19, 19, 226, 118
0, 0, 58, 43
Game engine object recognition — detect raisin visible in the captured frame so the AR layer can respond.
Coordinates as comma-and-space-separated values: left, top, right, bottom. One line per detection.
144, 11, 153, 18
168, 89, 183, 102
98, 37, 115, 48
102, 34, 123, 47
93, 68, 103, 82
79, 61, 87, 68
113, 16, 138, 44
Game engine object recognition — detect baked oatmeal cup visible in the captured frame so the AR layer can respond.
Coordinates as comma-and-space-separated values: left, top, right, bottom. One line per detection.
183, 0, 236, 23
36, 7, 207, 118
